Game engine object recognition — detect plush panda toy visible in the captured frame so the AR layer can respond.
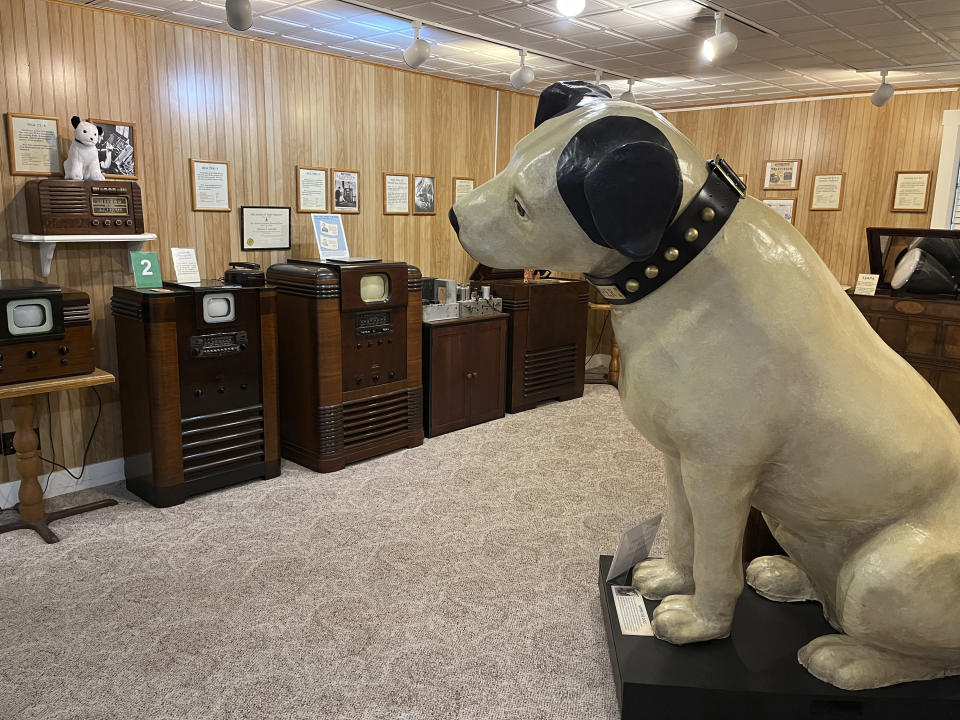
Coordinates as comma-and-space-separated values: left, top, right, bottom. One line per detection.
63, 116, 104, 181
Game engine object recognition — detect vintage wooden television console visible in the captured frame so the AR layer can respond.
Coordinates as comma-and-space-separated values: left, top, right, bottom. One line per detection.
265, 258, 424, 472
25, 179, 144, 235
0, 280, 94, 384
471, 266, 588, 413
111, 277, 279, 507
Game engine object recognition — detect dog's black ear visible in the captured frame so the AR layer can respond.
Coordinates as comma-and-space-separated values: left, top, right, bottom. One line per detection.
97, 126, 103, 136
535, 81, 611, 128
71, 116, 81, 129
582, 141, 683, 260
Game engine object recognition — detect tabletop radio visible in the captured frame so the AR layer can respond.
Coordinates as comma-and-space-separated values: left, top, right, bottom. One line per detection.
265, 258, 423, 472
112, 271, 279, 507
25, 179, 144, 235
0, 280, 95, 385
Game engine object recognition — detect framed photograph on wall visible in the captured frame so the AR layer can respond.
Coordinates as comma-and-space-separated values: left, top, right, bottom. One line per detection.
809, 172, 845, 211
6, 113, 61, 175
453, 177, 475, 205
190, 159, 232, 212
383, 173, 410, 215
241, 206, 292, 251
763, 197, 796, 225
297, 166, 328, 213
91, 118, 136, 178
891, 171, 931, 213
763, 159, 801, 191
413, 174, 436, 215
331, 169, 360, 214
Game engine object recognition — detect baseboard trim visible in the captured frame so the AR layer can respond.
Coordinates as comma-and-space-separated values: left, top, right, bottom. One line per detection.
0, 458, 124, 510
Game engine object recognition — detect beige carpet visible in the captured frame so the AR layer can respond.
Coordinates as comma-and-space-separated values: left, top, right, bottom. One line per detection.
0, 385, 668, 720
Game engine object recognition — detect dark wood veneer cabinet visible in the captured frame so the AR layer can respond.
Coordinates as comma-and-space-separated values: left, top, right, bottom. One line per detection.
423, 313, 507, 437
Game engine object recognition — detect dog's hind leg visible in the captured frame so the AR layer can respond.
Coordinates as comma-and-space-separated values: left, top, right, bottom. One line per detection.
632, 453, 695, 599
746, 555, 819, 603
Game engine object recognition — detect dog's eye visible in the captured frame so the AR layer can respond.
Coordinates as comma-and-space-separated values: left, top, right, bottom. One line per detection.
514, 198, 527, 218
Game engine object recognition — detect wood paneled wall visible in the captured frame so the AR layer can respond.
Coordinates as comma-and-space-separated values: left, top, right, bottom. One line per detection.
0, 0, 515, 483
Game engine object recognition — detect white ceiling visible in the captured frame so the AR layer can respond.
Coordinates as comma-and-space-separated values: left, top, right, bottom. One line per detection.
73, 0, 960, 107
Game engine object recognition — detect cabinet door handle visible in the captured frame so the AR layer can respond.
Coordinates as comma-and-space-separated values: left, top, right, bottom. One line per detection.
466, 372, 473, 380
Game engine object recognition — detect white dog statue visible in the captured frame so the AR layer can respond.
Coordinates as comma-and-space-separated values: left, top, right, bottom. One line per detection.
451, 81, 960, 691
63, 116, 105, 181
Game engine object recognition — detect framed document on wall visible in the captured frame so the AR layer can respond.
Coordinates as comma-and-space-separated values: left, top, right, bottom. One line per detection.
241, 206, 292, 251
413, 174, 436, 215
332, 169, 360, 214
383, 173, 410, 215
297, 166, 328, 213
453, 177, 475, 205
891, 171, 931, 213
763, 160, 801, 190
90, 118, 137, 178
809, 173, 845, 211
763, 198, 796, 225
6, 113, 61, 175
190, 159, 231, 212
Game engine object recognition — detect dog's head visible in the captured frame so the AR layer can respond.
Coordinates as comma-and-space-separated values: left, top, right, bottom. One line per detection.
451, 81, 709, 276
71, 116, 102, 147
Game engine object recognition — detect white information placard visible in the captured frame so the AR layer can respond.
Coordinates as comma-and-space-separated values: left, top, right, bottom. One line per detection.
171, 247, 201, 284
311, 213, 350, 261
241, 206, 291, 250
383, 173, 410, 215
453, 177, 475, 205
892, 171, 930, 213
810, 173, 844, 211
7, 114, 61, 175
606, 514, 662, 582
297, 166, 327, 213
854, 273, 879, 296
190, 159, 231, 211
610, 586, 654, 636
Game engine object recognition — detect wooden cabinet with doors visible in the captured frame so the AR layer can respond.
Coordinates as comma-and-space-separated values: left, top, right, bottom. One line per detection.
423, 313, 508, 437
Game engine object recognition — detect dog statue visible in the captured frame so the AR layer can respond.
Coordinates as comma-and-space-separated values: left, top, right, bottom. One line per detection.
64, 116, 105, 181
450, 81, 960, 691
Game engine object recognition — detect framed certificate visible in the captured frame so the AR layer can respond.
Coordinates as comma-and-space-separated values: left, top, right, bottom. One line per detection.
241, 206, 291, 251
763, 159, 801, 190
6, 113, 61, 175
453, 177, 475, 205
190, 159, 231, 212
763, 197, 796, 225
297, 166, 328, 213
413, 174, 436, 215
809, 172, 845, 211
891, 171, 931, 213
331, 168, 360, 214
90, 118, 137, 178
383, 172, 410, 215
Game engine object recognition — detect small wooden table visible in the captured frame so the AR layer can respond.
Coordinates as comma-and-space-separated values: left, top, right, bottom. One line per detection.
0, 369, 117, 544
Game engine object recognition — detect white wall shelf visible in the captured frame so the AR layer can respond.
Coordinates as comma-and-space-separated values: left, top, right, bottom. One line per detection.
12, 233, 157, 278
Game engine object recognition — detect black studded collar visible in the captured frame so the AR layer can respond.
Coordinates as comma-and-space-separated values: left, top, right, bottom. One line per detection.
585, 156, 745, 305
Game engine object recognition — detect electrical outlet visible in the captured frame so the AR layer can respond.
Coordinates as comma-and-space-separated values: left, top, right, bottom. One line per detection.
1, 429, 40, 456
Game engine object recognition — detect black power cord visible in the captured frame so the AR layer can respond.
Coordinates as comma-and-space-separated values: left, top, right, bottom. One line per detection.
39, 386, 103, 483
585, 312, 610, 369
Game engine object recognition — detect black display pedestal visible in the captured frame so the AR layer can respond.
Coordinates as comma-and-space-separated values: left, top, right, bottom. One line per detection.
599, 555, 960, 719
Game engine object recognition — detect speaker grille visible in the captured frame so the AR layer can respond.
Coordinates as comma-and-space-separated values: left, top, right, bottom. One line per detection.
342, 388, 416, 449
181, 404, 264, 479
40, 184, 87, 214
523, 344, 577, 397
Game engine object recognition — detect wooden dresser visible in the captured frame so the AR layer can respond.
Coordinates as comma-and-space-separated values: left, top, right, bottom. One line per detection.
423, 313, 507, 437
850, 289, 960, 419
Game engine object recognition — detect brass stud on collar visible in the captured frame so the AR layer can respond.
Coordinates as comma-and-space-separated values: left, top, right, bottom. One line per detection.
664, 247, 679, 262
700, 207, 716, 222
625, 278, 640, 292
684, 227, 699, 243
644, 265, 659, 279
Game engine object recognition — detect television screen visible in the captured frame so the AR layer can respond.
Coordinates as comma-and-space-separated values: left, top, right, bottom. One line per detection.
202, 293, 235, 323
360, 273, 389, 303
7, 298, 53, 335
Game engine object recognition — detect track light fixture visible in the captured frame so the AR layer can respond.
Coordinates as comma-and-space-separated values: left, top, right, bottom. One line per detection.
871, 70, 895, 107
556, 0, 585, 17
594, 69, 611, 95
225, 0, 252, 31
510, 49, 535, 90
619, 79, 636, 103
403, 20, 431, 69
702, 11, 738, 63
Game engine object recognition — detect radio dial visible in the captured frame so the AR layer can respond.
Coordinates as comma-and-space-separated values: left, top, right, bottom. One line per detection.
26, 349, 37, 359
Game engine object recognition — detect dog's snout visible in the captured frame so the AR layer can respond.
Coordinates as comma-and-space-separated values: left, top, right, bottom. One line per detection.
448, 207, 460, 235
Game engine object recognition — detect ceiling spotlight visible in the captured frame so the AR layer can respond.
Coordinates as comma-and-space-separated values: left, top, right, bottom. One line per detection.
702, 11, 738, 63
225, 0, 252, 31
871, 70, 895, 107
510, 49, 535, 90
619, 79, 635, 103
556, 0, 585, 17
594, 69, 611, 95
403, 20, 431, 69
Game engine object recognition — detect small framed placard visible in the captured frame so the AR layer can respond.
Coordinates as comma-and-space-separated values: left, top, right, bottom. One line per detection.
453, 177, 475, 204
190, 159, 231, 212
297, 166, 328, 213
6, 113, 61, 176
763, 197, 796, 224
413, 174, 436, 215
810, 172, 845, 211
891, 171, 931, 213
383, 173, 410, 215
130, 251, 163, 288
241, 206, 292, 251
332, 168, 360, 214
763, 159, 801, 190
91, 118, 136, 178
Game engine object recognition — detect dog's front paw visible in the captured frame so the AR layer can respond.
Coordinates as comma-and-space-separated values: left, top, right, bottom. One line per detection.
651, 594, 731, 644
631, 558, 694, 600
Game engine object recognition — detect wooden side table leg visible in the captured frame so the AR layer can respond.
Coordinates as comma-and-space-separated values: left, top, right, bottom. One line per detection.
12, 395, 43, 524
609, 332, 620, 387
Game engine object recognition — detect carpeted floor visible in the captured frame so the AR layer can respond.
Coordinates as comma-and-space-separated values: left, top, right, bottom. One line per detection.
0, 385, 667, 720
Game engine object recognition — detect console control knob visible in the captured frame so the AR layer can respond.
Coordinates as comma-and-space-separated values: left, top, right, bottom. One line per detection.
356, 343, 362, 350
194, 388, 203, 398
26, 349, 37, 359
356, 377, 363, 386
377, 339, 383, 345
60, 358, 68, 365
217, 385, 225, 394
372, 375, 379, 383
91, 219, 100, 227
59, 346, 69, 355
388, 371, 396, 379
126, 219, 133, 226
191, 348, 201, 357
103, 219, 111, 226
240, 383, 248, 390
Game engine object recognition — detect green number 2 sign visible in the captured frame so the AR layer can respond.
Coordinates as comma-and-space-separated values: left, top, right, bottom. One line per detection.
130, 251, 163, 288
